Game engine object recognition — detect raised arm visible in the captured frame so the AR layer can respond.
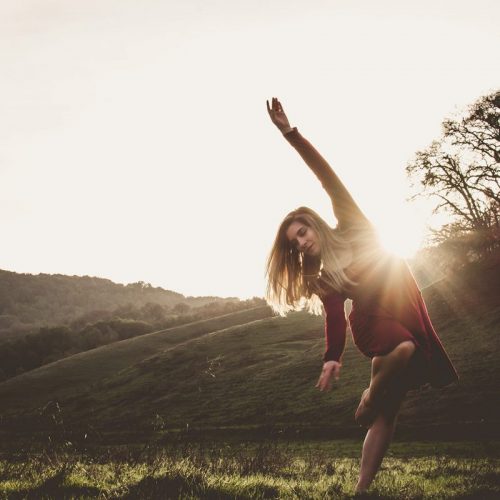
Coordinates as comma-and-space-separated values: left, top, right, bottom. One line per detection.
267, 97, 369, 230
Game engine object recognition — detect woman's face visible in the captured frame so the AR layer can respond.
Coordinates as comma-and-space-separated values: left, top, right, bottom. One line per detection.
286, 220, 320, 257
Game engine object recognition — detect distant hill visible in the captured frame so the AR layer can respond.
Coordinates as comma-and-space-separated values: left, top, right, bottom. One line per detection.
0, 269, 241, 340
0, 259, 499, 442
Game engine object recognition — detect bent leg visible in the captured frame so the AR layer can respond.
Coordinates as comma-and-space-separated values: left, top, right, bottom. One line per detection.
355, 340, 415, 427
370, 341, 415, 402
355, 386, 407, 494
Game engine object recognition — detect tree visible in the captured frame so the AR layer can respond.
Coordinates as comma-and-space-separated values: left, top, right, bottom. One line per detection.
140, 302, 167, 324
444, 91, 500, 176
406, 90, 500, 261
173, 302, 190, 314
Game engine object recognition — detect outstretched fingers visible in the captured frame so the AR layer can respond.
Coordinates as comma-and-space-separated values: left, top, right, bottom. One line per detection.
266, 97, 283, 115
316, 363, 340, 391
315, 372, 330, 391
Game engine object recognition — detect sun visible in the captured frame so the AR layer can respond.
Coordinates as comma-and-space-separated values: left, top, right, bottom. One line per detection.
374, 209, 426, 259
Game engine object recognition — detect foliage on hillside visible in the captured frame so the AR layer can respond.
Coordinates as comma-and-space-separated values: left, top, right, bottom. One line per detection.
0, 319, 153, 381
0, 269, 247, 339
408, 230, 500, 292
0, 293, 267, 381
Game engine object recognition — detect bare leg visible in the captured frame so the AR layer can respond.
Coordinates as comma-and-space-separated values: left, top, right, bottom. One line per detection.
355, 388, 406, 494
355, 341, 415, 427
368, 341, 415, 404
355, 410, 399, 493
354, 341, 416, 493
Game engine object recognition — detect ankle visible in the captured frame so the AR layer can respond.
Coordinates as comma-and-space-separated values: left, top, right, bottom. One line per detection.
355, 475, 372, 493
354, 483, 369, 496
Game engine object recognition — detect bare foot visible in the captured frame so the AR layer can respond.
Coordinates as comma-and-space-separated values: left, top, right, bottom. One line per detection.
354, 481, 371, 496
354, 491, 368, 497
353, 490, 370, 498
355, 388, 378, 428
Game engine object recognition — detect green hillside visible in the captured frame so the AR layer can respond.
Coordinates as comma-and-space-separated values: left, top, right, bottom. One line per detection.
64, 311, 368, 433
0, 306, 273, 411
1, 260, 499, 441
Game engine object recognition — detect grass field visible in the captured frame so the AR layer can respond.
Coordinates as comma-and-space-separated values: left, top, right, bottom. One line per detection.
1, 440, 498, 499
0, 260, 498, 498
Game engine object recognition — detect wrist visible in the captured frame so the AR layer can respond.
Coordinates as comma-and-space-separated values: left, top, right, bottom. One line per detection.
281, 126, 296, 136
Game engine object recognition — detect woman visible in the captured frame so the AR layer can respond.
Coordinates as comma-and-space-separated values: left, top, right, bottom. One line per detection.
265, 97, 458, 493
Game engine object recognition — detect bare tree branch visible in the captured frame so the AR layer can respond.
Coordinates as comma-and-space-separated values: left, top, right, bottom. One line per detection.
407, 89, 499, 236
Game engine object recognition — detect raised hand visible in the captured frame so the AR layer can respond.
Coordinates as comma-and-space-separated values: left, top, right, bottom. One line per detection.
316, 360, 342, 392
266, 97, 293, 134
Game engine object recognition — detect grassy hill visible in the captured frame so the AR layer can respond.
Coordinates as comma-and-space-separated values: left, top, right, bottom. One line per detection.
0, 306, 273, 411
0, 259, 499, 442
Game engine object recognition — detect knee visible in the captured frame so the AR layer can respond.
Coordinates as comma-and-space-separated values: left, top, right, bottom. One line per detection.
395, 341, 415, 362
365, 411, 396, 430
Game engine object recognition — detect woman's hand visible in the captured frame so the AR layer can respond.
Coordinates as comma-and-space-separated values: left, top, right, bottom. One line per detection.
316, 360, 342, 392
266, 97, 293, 134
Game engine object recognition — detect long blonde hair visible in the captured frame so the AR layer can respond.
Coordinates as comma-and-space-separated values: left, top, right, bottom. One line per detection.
265, 207, 355, 315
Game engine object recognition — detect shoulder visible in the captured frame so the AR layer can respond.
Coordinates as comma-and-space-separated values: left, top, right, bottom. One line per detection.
337, 220, 379, 246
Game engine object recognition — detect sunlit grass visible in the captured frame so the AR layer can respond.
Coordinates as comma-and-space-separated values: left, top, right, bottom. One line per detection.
0, 441, 498, 499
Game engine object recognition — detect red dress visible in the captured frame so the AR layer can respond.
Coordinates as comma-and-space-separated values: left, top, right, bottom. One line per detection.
285, 128, 458, 389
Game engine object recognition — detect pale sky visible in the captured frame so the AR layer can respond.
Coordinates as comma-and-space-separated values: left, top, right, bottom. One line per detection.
1, 0, 499, 298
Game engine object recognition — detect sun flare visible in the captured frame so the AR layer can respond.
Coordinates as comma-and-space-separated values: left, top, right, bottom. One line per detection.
374, 211, 426, 259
